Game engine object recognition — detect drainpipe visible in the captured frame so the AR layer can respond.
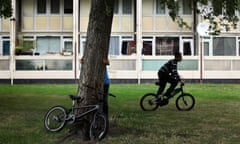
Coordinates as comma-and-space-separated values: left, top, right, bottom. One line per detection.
136, 0, 142, 84
73, 0, 79, 81
10, 0, 16, 85
193, 0, 202, 83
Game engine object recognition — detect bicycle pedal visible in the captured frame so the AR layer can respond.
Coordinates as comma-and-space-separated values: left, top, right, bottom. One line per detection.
69, 95, 81, 101
66, 114, 75, 124
159, 99, 169, 106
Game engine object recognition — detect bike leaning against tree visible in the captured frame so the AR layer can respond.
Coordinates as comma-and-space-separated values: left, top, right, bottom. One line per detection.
43, 85, 116, 141
140, 81, 195, 111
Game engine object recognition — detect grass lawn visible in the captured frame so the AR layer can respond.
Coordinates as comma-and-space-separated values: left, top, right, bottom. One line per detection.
0, 83, 239, 144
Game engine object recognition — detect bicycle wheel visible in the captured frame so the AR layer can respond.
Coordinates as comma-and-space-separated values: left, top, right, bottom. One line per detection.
140, 93, 159, 111
89, 112, 108, 141
176, 93, 195, 111
44, 105, 67, 132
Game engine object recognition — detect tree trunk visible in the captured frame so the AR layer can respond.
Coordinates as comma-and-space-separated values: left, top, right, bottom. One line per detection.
75, 0, 114, 141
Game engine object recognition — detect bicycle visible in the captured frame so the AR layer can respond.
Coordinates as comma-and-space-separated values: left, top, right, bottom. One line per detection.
140, 81, 195, 111
43, 85, 116, 141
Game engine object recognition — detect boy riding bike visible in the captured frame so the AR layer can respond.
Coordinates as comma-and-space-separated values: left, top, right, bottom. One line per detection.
157, 52, 183, 100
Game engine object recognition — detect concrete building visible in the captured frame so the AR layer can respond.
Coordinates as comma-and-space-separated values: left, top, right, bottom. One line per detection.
1, 0, 240, 84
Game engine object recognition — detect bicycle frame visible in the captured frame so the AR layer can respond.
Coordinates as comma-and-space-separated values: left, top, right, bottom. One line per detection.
66, 98, 101, 122
169, 84, 184, 98
156, 82, 184, 98
65, 84, 116, 122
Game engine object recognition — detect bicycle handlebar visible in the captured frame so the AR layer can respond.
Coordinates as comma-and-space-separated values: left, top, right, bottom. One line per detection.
180, 81, 185, 86
108, 93, 116, 98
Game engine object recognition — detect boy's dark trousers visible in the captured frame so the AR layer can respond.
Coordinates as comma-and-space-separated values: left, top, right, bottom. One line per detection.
103, 84, 109, 116
157, 71, 178, 97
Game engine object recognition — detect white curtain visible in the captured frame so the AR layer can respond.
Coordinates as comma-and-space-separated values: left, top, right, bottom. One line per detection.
36, 36, 60, 55
213, 37, 236, 56
109, 36, 120, 55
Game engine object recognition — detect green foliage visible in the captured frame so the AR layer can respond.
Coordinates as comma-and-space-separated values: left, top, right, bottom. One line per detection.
0, 0, 12, 18
162, 0, 240, 34
206, 0, 240, 32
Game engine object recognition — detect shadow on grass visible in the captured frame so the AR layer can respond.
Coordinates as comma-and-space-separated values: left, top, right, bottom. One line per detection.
108, 123, 144, 137
161, 132, 202, 138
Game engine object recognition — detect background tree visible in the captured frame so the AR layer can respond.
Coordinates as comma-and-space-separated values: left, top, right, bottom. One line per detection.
0, 0, 12, 18
160, 0, 240, 34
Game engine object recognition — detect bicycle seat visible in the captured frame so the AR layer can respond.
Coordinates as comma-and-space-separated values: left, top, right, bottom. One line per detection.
69, 95, 81, 101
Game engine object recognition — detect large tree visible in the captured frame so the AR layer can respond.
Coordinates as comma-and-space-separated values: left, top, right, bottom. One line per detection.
72, 0, 115, 141
0, 0, 12, 18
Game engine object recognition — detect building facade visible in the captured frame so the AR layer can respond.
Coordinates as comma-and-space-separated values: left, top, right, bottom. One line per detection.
1, 0, 240, 84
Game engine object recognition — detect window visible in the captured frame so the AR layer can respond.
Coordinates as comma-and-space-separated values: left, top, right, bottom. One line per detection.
64, 41, 72, 52
63, 38, 73, 55
0, 37, 10, 56
16, 60, 72, 70
114, 0, 119, 14
156, 0, 166, 15
81, 36, 134, 56
121, 40, 136, 55
114, 0, 132, 15
212, 0, 235, 16
109, 36, 120, 55
182, 0, 192, 15
181, 38, 193, 56
23, 40, 34, 51
156, 37, 179, 55
122, 0, 132, 14
213, 37, 236, 56
37, 0, 47, 14
204, 41, 210, 56
142, 37, 153, 55
51, 0, 60, 14
3, 41, 10, 55
37, 0, 60, 15
183, 42, 191, 55
45, 60, 72, 70
36, 36, 61, 55
142, 41, 152, 55
64, 0, 73, 14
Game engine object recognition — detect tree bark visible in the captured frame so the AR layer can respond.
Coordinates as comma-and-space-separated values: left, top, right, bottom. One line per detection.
75, 0, 114, 141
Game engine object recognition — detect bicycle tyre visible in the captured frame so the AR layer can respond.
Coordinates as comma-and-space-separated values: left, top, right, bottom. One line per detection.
176, 93, 195, 111
89, 112, 108, 141
140, 93, 159, 111
44, 105, 67, 132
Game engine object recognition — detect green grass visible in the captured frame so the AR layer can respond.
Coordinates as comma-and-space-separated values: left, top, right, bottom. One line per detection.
0, 84, 240, 144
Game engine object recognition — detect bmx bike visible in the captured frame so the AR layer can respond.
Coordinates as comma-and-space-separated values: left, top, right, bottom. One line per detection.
43, 85, 116, 141
140, 81, 195, 111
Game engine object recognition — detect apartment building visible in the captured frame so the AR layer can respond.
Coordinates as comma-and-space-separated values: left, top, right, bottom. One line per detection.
1, 0, 240, 84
